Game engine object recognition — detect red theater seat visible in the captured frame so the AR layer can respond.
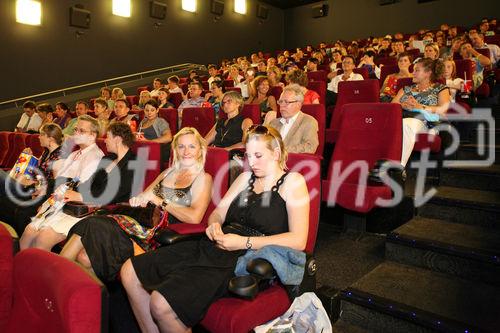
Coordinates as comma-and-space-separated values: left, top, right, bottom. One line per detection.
326, 79, 380, 144
200, 153, 321, 333
269, 86, 283, 101
0, 132, 12, 167
159, 108, 178, 135
307, 80, 327, 105
5, 133, 30, 168
168, 93, 184, 109
6, 249, 107, 333
0, 224, 14, 332
131, 141, 162, 191
302, 104, 326, 156
322, 103, 402, 214
126, 95, 138, 108
27, 134, 44, 157
307, 70, 328, 82
375, 57, 397, 67
181, 107, 215, 137
219, 104, 261, 125
225, 87, 242, 94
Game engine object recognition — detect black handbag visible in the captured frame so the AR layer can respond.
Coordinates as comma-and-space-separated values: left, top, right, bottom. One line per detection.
62, 202, 99, 218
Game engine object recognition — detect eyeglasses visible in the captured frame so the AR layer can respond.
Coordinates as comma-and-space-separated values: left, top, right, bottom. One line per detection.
74, 128, 91, 134
277, 99, 298, 105
247, 124, 270, 134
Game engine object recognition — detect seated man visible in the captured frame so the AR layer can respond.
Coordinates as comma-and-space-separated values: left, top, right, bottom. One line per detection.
305, 57, 319, 72
62, 101, 89, 136
207, 64, 219, 88
167, 75, 184, 94
269, 84, 319, 154
177, 82, 206, 120
149, 78, 163, 98
8, 115, 104, 234
15, 100, 42, 133
470, 32, 499, 66
110, 98, 138, 127
326, 55, 364, 106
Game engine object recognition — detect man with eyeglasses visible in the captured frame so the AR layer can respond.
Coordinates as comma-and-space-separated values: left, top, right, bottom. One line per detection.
177, 82, 206, 124
269, 84, 319, 154
326, 55, 364, 106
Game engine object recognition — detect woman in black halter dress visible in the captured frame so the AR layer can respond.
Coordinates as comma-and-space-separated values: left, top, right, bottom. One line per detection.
121, 125, 310, 332
60, 127, 213, 283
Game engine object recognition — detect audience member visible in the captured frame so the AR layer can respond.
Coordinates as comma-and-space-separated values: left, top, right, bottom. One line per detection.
380, 52, 413, 102
137, 90, 152, 109
205, 91, 253, 150
443, 58, 465, 103
205, 80, 225, 117
20, 122, 134, 251
138, 100, 172, 144
157, 88, 174, 109
326, 55, 364, 106
177, 82, 206, 122
61, 127, 213, 284
269, 84, 319, 154
246, 76, 278, 121
110, 99, 138, 126
267, 66, 285, 88
286, 69, 320, 105
150, 78, 163, 98
62, 101, 89, 136
53, 102, 72, 128
424, 43, 440, 60
167, 76, 184, 94
392, 58, 451, 167
15, 100, 42, 133
36, 103, 54, 128
93, 98, 111, 137
358, 50, 381, 79
120, 124, 309, 332
470, 32, 499, 66
459, 42, 492, 88
207, 64, 219, 88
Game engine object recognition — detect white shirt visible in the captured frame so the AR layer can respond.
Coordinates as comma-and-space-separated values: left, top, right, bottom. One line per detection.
55, 143, 104, 183
169, 87, 183, 94
327, 72, 364, 93
279, 111, 301, 140
16, 112, 42, 132
446, 78, 464, 103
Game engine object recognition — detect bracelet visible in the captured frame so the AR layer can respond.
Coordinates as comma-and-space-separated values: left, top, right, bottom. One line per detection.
245, 237, 252, 250
161, 199, 169, 209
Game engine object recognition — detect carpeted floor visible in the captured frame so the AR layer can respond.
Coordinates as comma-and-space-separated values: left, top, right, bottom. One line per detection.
313, 222, 386, 290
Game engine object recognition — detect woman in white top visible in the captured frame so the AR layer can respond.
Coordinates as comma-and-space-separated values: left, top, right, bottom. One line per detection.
443, 58, 464, 103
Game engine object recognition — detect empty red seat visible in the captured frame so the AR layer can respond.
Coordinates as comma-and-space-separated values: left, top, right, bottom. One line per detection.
375, 57, 397, 67
0, 223, 14, 332
181, 107, 215, 137
322, 103, 402, 213
168, 92, 184, 109
159, 108, 178, 135
200, 153, 321, 333
454, 59, 475, 81
301, 104, 326, 156
27, 134, 44, 157
269, 85, 283, 101
6, 248, 106, 333
307, 80, 326, 105
223, 79, 235, 88
307, 70, 328, 82
130, 141, 162, 192
326, 79, 380, 144
221, 104, 261, 125
0, 132, 12, 167
126, 95, 138, 108
5, 133, 30, 168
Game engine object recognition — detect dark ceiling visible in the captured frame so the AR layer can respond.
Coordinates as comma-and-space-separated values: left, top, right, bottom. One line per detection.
259, 0, 324, 9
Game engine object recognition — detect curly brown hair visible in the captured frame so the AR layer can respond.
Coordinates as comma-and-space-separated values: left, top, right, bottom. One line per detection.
286, 69, 309, 87
107, 122, 135, 148
416, 58, 445, 83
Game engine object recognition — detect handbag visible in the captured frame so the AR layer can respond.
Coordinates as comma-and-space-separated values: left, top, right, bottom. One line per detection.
109, 202, 163, 228
63, 201, 100, 218
223, 222, 265, 237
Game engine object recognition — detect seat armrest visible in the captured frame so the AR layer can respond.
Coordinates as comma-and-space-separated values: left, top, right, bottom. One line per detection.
154, 229, 204, 246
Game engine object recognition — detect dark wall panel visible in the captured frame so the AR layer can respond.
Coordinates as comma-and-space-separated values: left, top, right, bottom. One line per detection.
0, 0, 284, 101
284, 0, 498, 49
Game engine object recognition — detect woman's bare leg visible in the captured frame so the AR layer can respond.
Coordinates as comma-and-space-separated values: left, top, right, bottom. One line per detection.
60, 234, 84, 260
121, 259, 159, 333
19, 224, 39, 250
150, 291, 191, 333
33, 227, 66, 251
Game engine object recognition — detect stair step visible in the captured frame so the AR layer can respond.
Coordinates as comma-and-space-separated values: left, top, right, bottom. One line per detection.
456, 144, 499, 164
332, 320, 370, 333
338, 262, 500, 332
416, 186, 500, 228
440, 165, 500, 191
386, 217, 500, 286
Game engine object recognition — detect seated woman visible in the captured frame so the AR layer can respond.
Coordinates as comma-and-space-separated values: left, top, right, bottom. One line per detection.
424, 43, 440, 60
19, 122, 137, 251
443, 58, 465, 103
392, 58, 451, 167
205, 91, 253, 150
121, 125, 309, 332
60, 127, 213, 283
357, 50, 381, 79
137, 90, 152, 109
245, 76, 278, 121
109, 87, 126, 111
157, 88, 175, 109
287, 69, 320, 105
205, 80, 225, 118
267, 66, 285, 88
36, 103, 54, 129
380, 52, 413, 102
138, 100, 172, 144
93, 98, 111, 137
53, 102, 71, 128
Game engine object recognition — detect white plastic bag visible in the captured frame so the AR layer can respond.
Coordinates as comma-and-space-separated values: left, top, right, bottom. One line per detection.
254, 292, 332, 333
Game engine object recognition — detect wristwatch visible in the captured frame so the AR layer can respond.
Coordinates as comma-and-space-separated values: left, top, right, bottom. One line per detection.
245, 237, 252, 250
161, 200, 169, 210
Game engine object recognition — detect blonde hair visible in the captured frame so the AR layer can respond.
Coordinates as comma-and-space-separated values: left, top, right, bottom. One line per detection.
171, 127, 207, 172
112, 87, 125, 100
267, 66, 283, 83
443, 57, 457, 79
245, 125, 288, 170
